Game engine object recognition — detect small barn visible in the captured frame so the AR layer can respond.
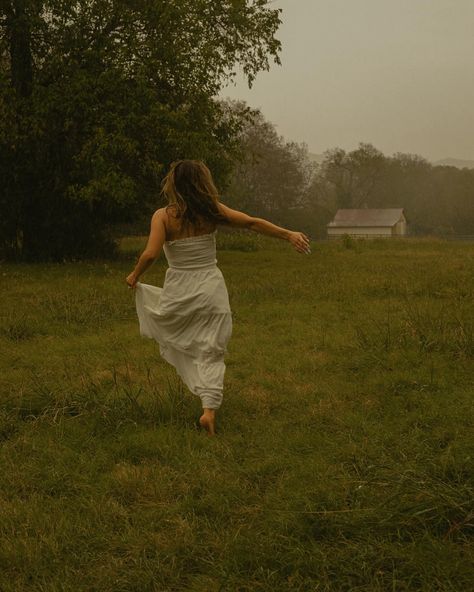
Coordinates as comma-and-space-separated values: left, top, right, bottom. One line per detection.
327, 208, 407, 239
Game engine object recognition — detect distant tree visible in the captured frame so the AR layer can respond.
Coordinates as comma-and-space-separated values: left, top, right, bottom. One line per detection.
429, 165, 474, 235
314, 143, 387, 210
0, 1, 282, 260
224, 104, 314, 227
382, 153, 433, 234
302, 171, 335, 239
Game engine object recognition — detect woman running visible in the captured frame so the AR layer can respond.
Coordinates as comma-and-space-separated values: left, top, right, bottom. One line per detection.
125, 160, 310, 435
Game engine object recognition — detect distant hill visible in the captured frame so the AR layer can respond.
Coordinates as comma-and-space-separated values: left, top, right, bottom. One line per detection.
433, 157, 474, 169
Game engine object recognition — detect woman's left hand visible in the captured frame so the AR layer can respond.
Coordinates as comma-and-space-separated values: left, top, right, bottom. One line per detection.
288, 231, 311, 254
126, 272, 138, 289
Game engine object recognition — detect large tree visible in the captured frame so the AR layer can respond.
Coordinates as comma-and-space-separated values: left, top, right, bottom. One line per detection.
0, 1, 281, 260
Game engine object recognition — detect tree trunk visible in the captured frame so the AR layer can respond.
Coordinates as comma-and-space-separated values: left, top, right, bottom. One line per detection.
4, 1, 36, 258
6, 0, 33, 98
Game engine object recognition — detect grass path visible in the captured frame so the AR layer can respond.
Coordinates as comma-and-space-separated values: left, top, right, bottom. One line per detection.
1, 236, 473, 591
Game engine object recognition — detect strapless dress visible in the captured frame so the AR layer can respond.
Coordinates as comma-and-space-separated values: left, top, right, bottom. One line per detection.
135, 230, 232, 410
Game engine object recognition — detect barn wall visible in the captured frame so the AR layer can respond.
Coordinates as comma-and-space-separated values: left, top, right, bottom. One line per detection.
394, 220, 407, 235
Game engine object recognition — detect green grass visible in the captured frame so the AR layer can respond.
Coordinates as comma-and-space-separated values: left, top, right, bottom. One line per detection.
0, 235, 473, 591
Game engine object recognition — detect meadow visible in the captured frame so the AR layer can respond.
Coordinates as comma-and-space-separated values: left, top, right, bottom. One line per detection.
0, 235, 473, 591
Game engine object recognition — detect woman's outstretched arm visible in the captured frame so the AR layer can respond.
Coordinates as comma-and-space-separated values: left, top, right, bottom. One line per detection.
217, 202, 311, 254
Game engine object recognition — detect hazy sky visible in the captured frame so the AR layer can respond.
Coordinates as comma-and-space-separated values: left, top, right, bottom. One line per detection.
221, 0, 474, 162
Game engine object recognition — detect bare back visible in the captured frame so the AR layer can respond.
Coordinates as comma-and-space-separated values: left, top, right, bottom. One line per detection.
163, 205, 216, 241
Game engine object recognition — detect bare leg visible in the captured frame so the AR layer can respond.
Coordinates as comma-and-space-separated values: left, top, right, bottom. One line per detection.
199, 408, 216, 436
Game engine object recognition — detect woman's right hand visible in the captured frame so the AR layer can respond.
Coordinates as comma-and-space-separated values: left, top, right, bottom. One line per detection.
288, 231, 311, 254
126, 272, 138, 289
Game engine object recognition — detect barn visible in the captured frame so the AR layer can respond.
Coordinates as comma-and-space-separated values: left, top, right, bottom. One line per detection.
327, 208, 407, 239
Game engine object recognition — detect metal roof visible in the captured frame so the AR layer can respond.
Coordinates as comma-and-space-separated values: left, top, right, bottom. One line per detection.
327, 208, 405, 228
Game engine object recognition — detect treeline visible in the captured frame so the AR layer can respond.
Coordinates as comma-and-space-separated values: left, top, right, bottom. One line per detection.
224, 106, 474, 239
2, 2, 473, 262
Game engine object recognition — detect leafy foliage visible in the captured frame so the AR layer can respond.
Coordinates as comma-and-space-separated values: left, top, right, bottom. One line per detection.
0, 1, 281, 260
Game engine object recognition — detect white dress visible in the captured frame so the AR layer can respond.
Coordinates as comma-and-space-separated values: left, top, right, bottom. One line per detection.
134, 230, 232, 410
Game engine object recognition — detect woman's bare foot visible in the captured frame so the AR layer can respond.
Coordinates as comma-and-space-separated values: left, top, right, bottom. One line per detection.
199, 409, 216, 436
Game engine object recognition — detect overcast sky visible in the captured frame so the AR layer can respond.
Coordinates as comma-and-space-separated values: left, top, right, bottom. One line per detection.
221, 0, 474, 162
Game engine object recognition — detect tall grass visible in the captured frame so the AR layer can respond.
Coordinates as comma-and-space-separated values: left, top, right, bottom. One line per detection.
0, 237, 473, 591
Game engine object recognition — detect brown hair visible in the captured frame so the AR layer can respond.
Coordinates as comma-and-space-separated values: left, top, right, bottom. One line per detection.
161, 160, 227, 229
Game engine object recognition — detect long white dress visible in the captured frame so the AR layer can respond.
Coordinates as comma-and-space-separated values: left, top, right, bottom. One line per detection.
134, 230, 232, 409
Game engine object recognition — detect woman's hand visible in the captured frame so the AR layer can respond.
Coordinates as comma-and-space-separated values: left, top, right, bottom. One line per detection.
288, 231, 311, 254
126, 272, 138, 289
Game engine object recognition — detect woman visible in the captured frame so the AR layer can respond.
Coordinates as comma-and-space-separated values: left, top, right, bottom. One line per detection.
126, 160, 310, 435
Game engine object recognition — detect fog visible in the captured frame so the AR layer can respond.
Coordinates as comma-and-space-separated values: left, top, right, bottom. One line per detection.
221, 0, 474, 162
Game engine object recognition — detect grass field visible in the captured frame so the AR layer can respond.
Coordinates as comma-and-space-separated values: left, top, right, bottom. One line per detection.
1, 235, 473, 591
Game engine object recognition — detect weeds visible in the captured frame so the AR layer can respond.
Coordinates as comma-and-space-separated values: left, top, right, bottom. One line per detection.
401, 299, 474, 356
217, 230, 263, 252
42, 289, 123, 327
0, 312, 43, 341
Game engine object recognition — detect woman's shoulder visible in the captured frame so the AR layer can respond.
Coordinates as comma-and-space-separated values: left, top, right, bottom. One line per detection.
153, 205, 177, 217
152, 207, 172, 240
152, 206, 179, 227
163, 204, 179, 216
158, 205, 187, 240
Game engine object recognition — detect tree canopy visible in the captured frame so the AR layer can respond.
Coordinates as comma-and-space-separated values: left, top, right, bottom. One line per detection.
0, 0, 281, 260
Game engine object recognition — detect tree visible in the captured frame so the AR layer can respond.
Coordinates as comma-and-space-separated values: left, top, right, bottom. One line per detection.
315, 143, 387, 210
0, 1, 282, 260
224, 103, 314, 227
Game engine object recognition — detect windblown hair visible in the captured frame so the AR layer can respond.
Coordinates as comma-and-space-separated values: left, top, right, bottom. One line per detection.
161, 160, 227, 229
